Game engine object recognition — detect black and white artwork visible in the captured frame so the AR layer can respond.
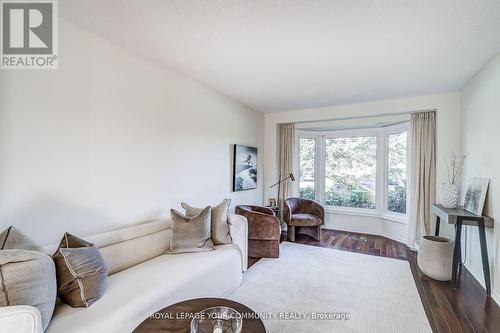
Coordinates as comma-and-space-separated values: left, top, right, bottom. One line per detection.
463, 177, 489, 215
233, 144, 257, 191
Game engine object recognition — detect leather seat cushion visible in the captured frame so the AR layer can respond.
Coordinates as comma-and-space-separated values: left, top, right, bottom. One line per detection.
289, 213, 322, 226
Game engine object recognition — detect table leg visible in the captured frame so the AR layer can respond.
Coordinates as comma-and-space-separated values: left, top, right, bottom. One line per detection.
451, 218, 463, 288
456, 224, 462, 273
477, 219, 491, 296
435, 216, 441, 236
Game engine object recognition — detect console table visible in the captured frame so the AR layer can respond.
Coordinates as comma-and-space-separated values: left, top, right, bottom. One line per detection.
432, 204, 494, 295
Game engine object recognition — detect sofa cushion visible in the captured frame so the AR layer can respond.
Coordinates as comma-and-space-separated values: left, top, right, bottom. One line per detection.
53, 233, 107, 308
0, 227, 56, 331
182, 199, 232, 245
0, 305, 44, 333
169, 207, 214, 253
290, 213, 323, 226
45, 245, 243, 333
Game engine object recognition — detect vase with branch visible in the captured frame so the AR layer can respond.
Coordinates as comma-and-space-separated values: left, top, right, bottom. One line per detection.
439, 153, 468, 208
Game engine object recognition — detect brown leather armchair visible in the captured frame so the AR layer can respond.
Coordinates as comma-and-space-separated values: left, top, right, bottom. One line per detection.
235, 205, 281, 258
284, 198, 324, 242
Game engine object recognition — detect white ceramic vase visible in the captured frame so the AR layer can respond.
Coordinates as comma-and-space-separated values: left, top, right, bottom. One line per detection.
439, 183, 459, 208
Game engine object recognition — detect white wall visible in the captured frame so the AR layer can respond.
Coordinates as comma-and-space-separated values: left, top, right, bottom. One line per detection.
0, 19, 264, 245
461, 53, 500, 304
264, 92, 462, 241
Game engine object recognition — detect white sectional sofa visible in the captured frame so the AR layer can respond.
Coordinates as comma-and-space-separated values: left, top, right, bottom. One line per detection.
0, 214, 248, 333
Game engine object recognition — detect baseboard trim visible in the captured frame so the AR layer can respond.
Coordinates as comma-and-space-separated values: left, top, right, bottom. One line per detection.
321, 226, 406, 244
464, 262, 500, 306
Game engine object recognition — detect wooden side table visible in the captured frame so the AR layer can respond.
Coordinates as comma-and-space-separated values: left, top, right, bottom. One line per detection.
265, 206, 280, 217
432, 204, 494, 295
133, 298, 267, 333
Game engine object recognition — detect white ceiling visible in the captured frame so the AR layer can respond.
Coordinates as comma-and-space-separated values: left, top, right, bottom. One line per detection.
60, 0, 500, 112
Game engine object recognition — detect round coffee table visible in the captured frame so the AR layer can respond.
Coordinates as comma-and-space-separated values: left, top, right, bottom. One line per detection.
133, 298, 266, 333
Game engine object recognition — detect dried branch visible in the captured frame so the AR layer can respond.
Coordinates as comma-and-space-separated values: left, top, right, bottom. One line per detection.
446, 153, 468, 185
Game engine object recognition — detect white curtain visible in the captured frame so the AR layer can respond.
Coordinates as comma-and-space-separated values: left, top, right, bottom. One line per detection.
407, 111, 436, 250
278, 123, 295, 210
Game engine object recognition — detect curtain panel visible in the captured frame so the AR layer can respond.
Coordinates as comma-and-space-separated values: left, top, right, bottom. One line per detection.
407, 111, 436, 250
278, 123, 295, 214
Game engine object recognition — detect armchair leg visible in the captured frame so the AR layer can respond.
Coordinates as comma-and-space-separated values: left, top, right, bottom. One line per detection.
288, 226, 296, 242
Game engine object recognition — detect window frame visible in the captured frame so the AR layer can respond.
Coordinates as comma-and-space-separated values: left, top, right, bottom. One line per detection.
323, 128, 380, 215
296, 134, 322, 202
381, 123, 410, 223
296, 122, 409, 223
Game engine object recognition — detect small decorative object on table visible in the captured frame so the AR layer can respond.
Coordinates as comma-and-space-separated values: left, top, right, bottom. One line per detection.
439, 153, 467, 208
191, 306, 242, 333
463, 177, 490, 215
266, 198, 279, 218
267, 198, 277, 208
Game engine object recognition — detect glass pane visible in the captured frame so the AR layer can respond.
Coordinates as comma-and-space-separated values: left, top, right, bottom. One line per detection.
299, 138, 316, 200
324, 136, 377, 209
387, 132, 407, 214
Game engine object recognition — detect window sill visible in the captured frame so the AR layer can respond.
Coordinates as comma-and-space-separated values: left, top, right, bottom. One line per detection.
324, 206, 380, 218
381, 213, 408, 225
324, 206, 408, 224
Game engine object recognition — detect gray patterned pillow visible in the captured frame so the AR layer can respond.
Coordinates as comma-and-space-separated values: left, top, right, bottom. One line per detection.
169, 206, 214, 253
0, 227, 57, 330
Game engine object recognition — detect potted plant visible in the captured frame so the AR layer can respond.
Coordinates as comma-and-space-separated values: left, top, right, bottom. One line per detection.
439, 153, 467, 208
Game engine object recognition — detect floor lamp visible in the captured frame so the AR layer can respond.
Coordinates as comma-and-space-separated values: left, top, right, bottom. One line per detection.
270, 173, 295, 227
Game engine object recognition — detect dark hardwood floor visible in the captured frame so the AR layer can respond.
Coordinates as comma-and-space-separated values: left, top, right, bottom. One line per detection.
248, 229, 500, 333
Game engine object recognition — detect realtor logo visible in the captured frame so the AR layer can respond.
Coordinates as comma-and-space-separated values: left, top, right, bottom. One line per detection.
1, 0, 58, 69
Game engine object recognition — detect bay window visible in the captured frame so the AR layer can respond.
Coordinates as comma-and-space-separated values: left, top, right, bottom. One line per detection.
297, 124, 409, 221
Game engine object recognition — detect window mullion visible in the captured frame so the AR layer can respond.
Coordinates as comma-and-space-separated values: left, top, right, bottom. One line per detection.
316, 135, 325, 204
375, 133, 382, 213
380, 133, 388, 214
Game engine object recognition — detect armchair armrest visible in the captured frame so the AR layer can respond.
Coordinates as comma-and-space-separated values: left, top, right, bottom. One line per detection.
308, 200, 325, 222
236, 205, 275, 216
244, 213, 281, 240
0, 305, 43, 333
228, 213, 248, 272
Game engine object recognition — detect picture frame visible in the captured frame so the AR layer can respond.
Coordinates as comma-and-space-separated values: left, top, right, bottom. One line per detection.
463, 177, 490, 215
232, 144, 258, 191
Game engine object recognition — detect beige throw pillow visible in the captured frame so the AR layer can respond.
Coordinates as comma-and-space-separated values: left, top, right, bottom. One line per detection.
181, 199, 232, 245
0, 227, 57, 330
169, 206, 214, 253
53, 233, 107, 308
0, 226, 44, 252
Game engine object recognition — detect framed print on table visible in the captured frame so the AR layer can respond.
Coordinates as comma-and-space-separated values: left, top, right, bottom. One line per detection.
463, 177, 490, 215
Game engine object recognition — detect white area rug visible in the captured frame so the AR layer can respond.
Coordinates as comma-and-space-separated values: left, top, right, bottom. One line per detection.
229, 242, 431, 333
